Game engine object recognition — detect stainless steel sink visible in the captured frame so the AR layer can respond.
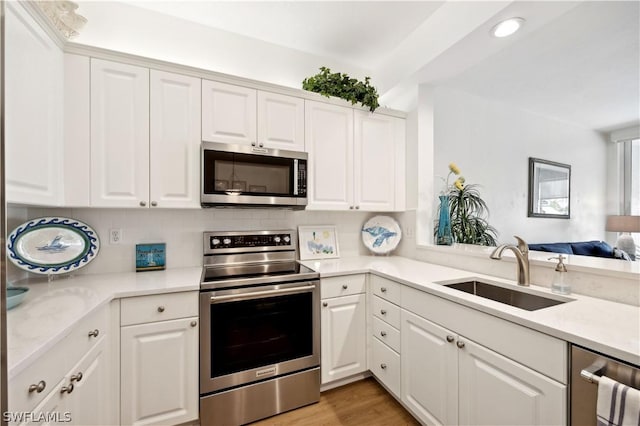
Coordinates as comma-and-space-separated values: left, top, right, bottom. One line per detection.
442, 280, 570, 311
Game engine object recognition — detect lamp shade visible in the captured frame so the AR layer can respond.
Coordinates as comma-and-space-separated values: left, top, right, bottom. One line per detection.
606, 215, 640, 233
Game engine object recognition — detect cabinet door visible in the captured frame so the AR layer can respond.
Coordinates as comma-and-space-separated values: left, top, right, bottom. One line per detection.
321, 294, 366, 384
401, 310, 458, 426
150, 70, 201, 208
257, 91, 305, 151
121, 317, 199, 426
202, 80, 256, 145
5, 2, 63, 206
458, 338, 566, 426
90, 59, 149, 207
354, 111, 404, 211
305, 101, 354, 210
66, 336, 115, 426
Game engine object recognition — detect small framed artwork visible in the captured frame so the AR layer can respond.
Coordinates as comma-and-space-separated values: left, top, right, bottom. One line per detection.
136, 243, 166, 272
298, 226, 340, 260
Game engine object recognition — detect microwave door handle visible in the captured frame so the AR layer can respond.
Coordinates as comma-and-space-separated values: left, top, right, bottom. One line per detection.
209, 284, 315, 303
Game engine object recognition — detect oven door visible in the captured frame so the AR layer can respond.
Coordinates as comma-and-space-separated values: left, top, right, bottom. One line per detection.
199, 280, 320, 394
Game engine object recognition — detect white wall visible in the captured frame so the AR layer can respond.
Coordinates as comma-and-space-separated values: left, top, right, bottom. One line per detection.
429, 86, 609, 245
21, 207, 375, 276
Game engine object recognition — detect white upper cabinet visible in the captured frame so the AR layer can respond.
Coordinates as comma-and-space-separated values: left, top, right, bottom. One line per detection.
5, 2, 63, 206
306, 100, 405, 211
202, 81, 305, 150
305, 101, 354, 210
257, 91, 305, 151
150, 70, 201, 208
202, 80, 257, 145
90, 59, 150, 208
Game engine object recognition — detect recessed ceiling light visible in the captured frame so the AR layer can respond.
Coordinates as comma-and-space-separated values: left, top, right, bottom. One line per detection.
491, 17, 525, 38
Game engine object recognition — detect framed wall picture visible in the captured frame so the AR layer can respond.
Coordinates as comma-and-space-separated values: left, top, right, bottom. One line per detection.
136, 243, 166, 271
528, 157, 571, 219
298, 226, 340, 260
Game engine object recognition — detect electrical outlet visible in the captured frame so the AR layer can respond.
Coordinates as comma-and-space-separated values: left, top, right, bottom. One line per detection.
109, 228, 122, 244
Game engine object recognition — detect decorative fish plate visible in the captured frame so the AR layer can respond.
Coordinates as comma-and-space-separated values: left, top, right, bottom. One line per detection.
7, 217, 100, 275
362, 216, 402, 255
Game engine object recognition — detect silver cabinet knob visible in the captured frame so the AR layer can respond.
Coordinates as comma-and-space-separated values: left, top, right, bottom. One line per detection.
60, 383, 74, 394
259, 143, 264, 147
322, 302, 328, 307
349, 206, 354, 210
151, 201, 157, 207
190, 321, 197, 327
70, 372, 83, 383
88, 329, 99, 338
157, 306, 165, 313
342, 284, 348, 290
446, 335, 455, 343
355, 206, 360, 210
140, 201, 147, 207
28, 380, 46, 393
457, 340, 465, 349
380, 287, 387, 293
251, 142, 256, 147
380, 331, 387, 337
380, 363, 387, 370
380, 309, 387, 315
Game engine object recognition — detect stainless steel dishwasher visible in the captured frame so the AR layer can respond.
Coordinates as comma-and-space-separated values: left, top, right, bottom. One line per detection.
571, 345, 640, 426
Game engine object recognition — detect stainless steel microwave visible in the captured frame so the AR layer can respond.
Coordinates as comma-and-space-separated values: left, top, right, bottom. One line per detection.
201, 141, 308, 209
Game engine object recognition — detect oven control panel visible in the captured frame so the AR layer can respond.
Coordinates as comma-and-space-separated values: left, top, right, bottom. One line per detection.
207, 233, 293, 250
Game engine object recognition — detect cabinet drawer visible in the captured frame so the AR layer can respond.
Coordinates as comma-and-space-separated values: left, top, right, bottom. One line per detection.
321, 274, 366, 299
371, 336, 401, 397
63, 304, 110, 365
372, 316, 400, 353
121, 291, 198, 326
371, 275, 401, 305
372, 295, 401, 329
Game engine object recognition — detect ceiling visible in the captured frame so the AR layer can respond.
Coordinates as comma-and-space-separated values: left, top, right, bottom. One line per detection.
73, 1, 639, 133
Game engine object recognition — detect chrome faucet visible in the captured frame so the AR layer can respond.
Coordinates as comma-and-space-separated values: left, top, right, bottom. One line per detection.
490, 236, 530, 286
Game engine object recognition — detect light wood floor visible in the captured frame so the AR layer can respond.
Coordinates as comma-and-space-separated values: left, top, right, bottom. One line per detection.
250, 378, 419, 426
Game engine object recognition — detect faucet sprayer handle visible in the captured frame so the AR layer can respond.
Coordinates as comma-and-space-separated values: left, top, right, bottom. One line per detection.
514, 236, 528, 256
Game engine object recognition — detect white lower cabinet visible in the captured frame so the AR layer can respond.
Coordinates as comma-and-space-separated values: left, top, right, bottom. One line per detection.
400, 309, 566, 426
120, 292, 199, 426
320, 275, 367, 385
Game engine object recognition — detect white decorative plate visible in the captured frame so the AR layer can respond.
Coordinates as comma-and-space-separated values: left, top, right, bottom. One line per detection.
7, 217, 100, 275
362, 216, 402, 255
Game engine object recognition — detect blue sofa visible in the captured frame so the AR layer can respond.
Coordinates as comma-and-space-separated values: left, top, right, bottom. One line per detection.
528, 240, 631, 260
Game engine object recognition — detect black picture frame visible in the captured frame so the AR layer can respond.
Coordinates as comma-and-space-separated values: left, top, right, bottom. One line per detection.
528, 157, 571, 219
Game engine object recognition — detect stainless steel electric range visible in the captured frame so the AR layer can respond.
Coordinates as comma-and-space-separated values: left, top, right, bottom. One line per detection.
199, 230, 320, 426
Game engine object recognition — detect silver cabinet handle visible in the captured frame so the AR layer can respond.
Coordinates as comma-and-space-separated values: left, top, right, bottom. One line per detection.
28, 380, 46, 393
380, 363, 387, 370
342, 284, 348, 290
88, 329, 99, 338
157, 306, 165, 313
322, 302, 328, 307
456, 340, 465, 349
380, 287, 387, 293
190, 320, 197, 327
70, 372, 83, 383
380, 309, 387, 315
446, 335, 455, 343
380, 331, 387, 337
140, 201, 147, 207
60, 383, 74, 394
151, 201, 157, 207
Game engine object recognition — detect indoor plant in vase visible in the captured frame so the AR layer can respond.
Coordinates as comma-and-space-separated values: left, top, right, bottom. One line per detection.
302, 67, 380, 112
434, 163, 498, 246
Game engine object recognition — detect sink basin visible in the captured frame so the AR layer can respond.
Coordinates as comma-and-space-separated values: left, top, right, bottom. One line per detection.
442, 280, 570, 311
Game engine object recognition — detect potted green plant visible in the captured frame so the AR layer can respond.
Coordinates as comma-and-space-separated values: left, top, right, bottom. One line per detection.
302, 67, 380, 112
434, 164, 498, 246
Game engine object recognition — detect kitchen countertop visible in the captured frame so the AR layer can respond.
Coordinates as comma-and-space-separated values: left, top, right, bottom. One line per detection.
7, 267, 201, 379
301, 256, 640, 366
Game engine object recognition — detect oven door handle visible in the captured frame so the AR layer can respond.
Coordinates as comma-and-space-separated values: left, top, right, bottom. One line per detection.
209, 284, 316, 303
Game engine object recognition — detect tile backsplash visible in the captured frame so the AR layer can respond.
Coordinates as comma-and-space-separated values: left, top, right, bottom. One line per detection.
21, 207, 380, 275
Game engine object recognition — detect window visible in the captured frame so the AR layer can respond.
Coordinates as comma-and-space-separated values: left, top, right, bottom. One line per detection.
622, 138, 639, 258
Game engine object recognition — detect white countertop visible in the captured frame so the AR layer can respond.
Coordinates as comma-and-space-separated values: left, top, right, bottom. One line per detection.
7, 267, 201, 379
301, 256, 640, 366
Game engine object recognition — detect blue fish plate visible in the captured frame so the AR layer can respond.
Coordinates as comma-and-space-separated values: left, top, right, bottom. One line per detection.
362, 216, 402, 255
7, 217, 100, 275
